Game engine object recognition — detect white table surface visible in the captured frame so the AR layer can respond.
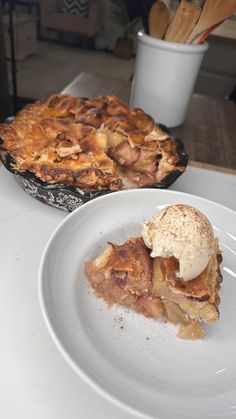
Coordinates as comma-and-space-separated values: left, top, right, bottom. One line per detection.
0, 165, 235, 419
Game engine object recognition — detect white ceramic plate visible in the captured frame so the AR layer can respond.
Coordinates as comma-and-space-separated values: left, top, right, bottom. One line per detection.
39, 189, 236, 419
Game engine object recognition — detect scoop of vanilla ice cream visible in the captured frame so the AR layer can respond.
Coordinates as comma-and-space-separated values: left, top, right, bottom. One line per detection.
142, 204, 214, 281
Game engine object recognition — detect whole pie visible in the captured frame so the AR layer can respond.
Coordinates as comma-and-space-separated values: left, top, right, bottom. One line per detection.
0, 94, 186, 191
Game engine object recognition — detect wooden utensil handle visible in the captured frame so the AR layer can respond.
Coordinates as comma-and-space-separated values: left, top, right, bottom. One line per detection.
164, 0, 201, 43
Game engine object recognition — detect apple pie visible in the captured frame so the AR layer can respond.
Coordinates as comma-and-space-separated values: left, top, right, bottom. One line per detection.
85, 205, 223, 339
0, 94, 186, 191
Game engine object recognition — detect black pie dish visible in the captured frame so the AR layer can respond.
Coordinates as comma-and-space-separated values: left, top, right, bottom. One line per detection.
0, 120, 188, 212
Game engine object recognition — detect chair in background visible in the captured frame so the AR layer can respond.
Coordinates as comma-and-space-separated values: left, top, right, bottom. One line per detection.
40, 0, 102, 40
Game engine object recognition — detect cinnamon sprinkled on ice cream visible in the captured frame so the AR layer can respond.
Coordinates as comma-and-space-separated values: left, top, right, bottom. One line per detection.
142, 204, 214, 281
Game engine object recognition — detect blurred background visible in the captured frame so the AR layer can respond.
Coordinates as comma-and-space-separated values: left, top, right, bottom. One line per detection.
0, 0, 235, 122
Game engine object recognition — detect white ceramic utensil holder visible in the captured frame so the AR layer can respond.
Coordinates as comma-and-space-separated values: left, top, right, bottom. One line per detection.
130, 31, 208, 127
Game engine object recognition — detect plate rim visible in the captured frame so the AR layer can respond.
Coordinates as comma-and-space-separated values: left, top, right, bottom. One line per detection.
38, 188, 236, 419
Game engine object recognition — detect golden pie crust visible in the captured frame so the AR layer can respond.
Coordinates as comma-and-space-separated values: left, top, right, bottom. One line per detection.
0, 94, 186, 191
85, 237, 223, 339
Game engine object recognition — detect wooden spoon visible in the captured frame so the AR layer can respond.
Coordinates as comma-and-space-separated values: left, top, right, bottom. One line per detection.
164, 0, 201, 43
187, 0, 236, 44
149, 1, 169, 39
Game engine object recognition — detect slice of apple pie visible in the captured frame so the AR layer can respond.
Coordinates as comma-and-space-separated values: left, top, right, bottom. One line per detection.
85, 205, 223, 339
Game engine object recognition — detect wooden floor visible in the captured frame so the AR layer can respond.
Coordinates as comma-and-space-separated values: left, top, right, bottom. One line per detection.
63, 72, 236, 171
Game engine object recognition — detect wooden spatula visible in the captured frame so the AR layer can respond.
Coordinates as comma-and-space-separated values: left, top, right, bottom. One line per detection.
149, 1, 169, 39
187, 0, 236, 44
164, 0, 201, 43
